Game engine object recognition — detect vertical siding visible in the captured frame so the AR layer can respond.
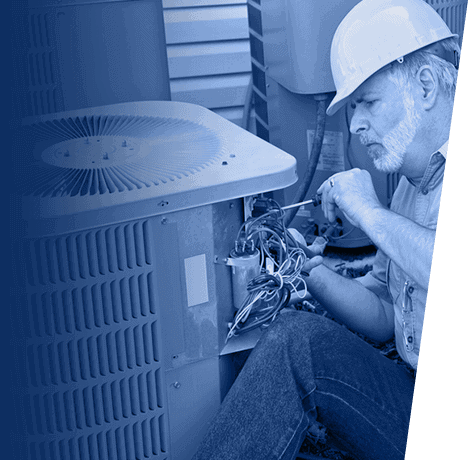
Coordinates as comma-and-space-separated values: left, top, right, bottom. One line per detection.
162, 0, 253, 128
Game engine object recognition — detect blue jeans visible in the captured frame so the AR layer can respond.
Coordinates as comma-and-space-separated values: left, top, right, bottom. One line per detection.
192, 311, 415, 460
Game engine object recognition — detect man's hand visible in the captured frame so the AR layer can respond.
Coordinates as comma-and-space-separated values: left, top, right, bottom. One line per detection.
317, 168, 383, 229
287, 228, 324, 275
302, 255, 324, 275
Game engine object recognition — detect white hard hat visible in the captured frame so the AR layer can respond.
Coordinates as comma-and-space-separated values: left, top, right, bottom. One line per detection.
327, 0, 457, 116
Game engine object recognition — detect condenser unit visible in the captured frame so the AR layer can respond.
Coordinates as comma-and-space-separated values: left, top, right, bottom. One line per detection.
14, 101, 297, 460
12, 0, 171, 119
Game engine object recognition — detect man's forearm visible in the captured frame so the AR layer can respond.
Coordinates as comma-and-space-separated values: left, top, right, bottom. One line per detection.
306, 264, 394, 342
317, 168, 436, 289
360, 207, 436, 289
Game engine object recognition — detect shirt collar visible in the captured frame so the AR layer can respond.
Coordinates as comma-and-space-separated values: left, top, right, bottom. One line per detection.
406, 141, 448, 189
417, 141, 448, 191
436, 140, 449, 159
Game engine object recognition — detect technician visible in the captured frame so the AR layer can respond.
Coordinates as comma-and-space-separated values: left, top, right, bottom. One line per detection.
192, 0, 461, 459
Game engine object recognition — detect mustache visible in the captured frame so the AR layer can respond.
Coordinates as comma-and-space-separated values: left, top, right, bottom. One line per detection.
359, 133, 380, 146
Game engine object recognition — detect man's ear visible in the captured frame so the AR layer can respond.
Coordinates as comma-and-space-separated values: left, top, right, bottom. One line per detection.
416, 65, 439, 110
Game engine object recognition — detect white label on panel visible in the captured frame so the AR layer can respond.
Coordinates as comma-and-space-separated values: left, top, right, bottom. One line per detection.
185, 254, 209, 307
307, 130, 345, 172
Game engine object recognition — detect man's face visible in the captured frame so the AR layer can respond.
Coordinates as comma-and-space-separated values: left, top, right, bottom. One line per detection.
349, 70, 421, 173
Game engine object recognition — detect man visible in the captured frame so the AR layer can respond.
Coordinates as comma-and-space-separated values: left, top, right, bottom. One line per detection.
192, 0, 461, 459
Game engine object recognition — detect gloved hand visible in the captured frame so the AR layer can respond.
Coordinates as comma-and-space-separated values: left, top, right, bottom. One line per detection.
318, 168, 383, 229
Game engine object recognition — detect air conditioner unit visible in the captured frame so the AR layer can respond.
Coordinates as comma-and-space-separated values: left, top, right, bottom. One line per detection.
14, 101, 297, 460
12, 0, 171, 119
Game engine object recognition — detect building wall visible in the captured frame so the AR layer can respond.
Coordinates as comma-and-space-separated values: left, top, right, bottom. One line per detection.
162, 0, 253, 128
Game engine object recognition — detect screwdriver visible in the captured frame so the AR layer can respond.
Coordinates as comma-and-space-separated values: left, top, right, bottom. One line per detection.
281, 194, 322, 210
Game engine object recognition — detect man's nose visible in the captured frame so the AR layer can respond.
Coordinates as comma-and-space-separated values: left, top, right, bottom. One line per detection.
349, 106, 369, 135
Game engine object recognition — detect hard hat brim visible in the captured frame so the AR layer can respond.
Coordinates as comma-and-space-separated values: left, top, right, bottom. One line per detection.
326, 32, 458, 117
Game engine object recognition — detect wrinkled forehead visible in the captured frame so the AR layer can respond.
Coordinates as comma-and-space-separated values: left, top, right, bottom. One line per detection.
349, 72, 388, 103
349, 67, 404, 105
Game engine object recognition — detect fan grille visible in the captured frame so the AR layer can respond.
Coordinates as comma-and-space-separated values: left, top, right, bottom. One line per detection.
22, 115, 223, 198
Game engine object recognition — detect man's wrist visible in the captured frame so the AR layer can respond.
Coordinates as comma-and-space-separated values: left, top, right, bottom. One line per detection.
354, 202, 386, 233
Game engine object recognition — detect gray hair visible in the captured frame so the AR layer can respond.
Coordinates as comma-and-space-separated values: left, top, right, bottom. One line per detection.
388, 37, 460, 101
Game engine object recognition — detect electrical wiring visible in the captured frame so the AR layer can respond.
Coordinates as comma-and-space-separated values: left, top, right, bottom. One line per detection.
302, 220, 358, 244
248, 227, 286, 268
226, 199, 309, 341
329, 225, 356, 241
226, 288, 291, 340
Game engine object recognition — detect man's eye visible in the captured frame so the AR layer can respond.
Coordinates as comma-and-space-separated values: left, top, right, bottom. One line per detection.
366, 100, 376, 107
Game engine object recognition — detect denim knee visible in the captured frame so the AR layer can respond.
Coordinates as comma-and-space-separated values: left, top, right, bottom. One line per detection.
258, 311, 309, 349
261, 310, 337, 347
255, 311, 322, 410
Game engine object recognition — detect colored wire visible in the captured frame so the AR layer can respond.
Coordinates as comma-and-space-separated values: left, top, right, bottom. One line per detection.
227, 202, 309, 340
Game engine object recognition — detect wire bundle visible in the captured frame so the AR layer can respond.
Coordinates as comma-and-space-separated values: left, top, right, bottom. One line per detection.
226, 200, 309, 341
